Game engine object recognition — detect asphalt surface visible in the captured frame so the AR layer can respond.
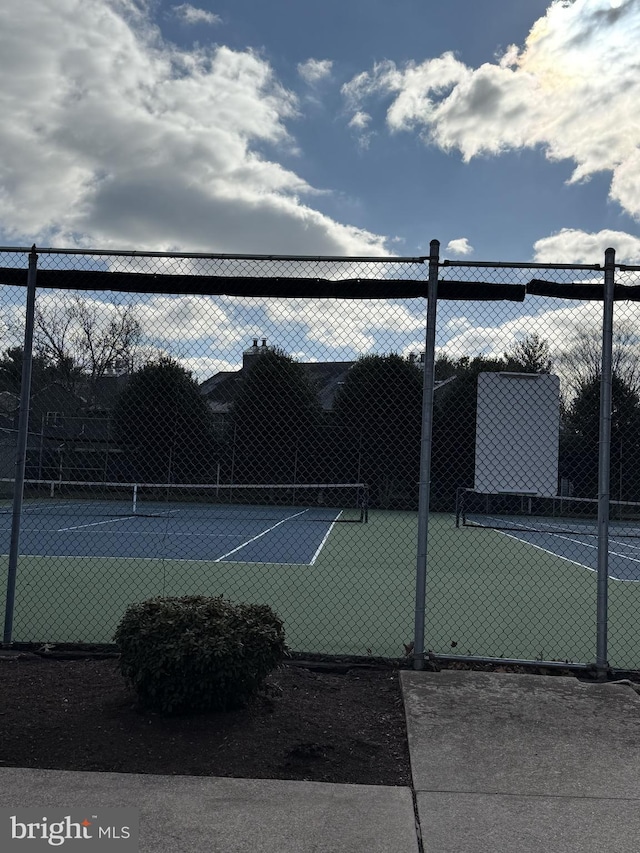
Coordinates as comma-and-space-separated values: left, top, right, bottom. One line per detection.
0, 505, 339, 563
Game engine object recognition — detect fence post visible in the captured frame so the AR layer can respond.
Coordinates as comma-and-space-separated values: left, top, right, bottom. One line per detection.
3, 246, 38, 646
596, 247, 615, 678
413, 239, 439, 670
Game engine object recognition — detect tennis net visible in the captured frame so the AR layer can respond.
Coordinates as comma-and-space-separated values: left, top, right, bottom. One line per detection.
0, 478, 369, 523
455, 487, 640, 538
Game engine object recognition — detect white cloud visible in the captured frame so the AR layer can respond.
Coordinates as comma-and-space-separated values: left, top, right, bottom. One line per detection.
445, 237, 474, 257
263, 299, 425, 354
533, 228, 640, 264
438, 302, 603, 366
28, 288, 255, 373
343, 0, 640, 221
181, 356, 237, 380
348, 111, 371, 130
346, 111, 374, 150
172, 4, 221, 25
0, 0, 389, 256
297, 58, 333, 85
135, 295, 249, 345
437, 296, 640, 396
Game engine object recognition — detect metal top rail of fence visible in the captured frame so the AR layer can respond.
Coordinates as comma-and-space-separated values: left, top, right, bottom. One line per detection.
0, 243, 622, 270
441, 258, 603, 270
0, 245, 431, 263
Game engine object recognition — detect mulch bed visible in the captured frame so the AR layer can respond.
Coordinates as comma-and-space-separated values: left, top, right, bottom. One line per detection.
0, 655, 412, 786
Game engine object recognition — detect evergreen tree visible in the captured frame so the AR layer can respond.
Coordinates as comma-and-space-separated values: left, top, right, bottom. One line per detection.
0, 346, 54, 396
113, 358, 218, 484
331, 354, 423, 509
228, 348, 323, 484
560, 374, 640, 500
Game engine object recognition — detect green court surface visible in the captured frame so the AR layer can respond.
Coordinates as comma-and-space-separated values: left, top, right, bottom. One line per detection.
3, 512, 639, 668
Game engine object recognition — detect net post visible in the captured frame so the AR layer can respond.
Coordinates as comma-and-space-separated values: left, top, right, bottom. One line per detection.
133, 483, 138, 514
229, 425, 236, 504
38, 413, 45, 479
292, 442, 298, 506
596, 247, 615, 679
361, 484, 369, 524
413, 239, 439, 671
3, 246, 38, 647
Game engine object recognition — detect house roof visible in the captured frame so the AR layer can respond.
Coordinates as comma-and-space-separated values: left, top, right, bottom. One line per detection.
305, 362, 354, 410
84, 372, 130, 410
199, 357, 355, 412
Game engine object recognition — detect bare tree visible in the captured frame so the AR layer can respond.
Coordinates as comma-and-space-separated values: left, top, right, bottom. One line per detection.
33, 296, 143, 400
503, 333, 552, 374
71, 298, 142, 381
33, 299, 81, 391
559, 322, 640, 395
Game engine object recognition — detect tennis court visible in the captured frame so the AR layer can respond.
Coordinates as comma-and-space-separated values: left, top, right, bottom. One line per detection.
463, 513, 640, 582
0, 500, 346, 565
431, 523, 640, 669
459, 490, 640, 580
0, 504, 415, 657
4, 498, 640, 667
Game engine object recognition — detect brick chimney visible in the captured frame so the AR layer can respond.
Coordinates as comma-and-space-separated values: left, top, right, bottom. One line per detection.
242, 338, 268, 370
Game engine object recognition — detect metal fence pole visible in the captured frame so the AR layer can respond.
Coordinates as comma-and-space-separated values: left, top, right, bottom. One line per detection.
413, 239, 439, 670
596, 247, 615, 677
3, 246, 38, 646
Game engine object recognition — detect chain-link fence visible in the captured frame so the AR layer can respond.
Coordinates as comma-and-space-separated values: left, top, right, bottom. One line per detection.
1, 243, 638, 673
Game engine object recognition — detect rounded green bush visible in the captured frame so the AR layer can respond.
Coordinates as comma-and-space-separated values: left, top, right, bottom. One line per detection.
114, 595, 286, 714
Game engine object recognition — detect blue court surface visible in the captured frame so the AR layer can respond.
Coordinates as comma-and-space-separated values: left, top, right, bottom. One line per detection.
467, 514, 640, 582
0, 502, 347, 565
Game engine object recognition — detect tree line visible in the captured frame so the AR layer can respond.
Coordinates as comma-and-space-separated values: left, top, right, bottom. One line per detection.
431, 333, 640, 509
96, 333, 640, 510
1, 298, 639, 510
114, 348, 424, 509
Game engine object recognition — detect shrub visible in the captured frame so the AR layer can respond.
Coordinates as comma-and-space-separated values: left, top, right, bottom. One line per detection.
113, 595, 286, 714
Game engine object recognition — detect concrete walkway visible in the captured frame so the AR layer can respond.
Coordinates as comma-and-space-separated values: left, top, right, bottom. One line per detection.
0, 769, 419, 852
402, 670, 640, 853
3, 670, 640, 851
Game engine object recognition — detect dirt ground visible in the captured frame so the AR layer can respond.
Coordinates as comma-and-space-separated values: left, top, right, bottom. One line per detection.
0, 654, 412, 786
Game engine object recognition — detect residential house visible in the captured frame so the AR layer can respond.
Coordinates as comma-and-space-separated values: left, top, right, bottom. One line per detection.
199, 339, 355, 431
22, 367, 131, 482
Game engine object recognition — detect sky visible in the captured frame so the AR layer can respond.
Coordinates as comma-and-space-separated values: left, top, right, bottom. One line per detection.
1, 0, 640, 378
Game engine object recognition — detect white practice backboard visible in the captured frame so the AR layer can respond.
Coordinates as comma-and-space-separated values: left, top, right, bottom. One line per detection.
474, 372, 560, 497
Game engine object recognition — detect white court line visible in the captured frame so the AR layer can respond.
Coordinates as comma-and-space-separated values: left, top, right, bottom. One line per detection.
57, 508, 181, 531
58, 516, 139, 532
60, 529, 237, 538
475, 512, 640, 546
0, 552, 307, 567
489, 527, 595, 573
485, 515, 640, 564
609, 536, 640, 553
479, 516, 640, 582
0, 503, 79, 515
310, 512, 343, 566
214, 509, 309, 562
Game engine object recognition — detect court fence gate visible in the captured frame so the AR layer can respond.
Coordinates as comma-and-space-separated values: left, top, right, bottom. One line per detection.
1, 242, 639, 675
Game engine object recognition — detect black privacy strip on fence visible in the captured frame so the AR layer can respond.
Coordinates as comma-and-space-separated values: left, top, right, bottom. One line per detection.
0, 266, 525, 301
529, 279, 640, 301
